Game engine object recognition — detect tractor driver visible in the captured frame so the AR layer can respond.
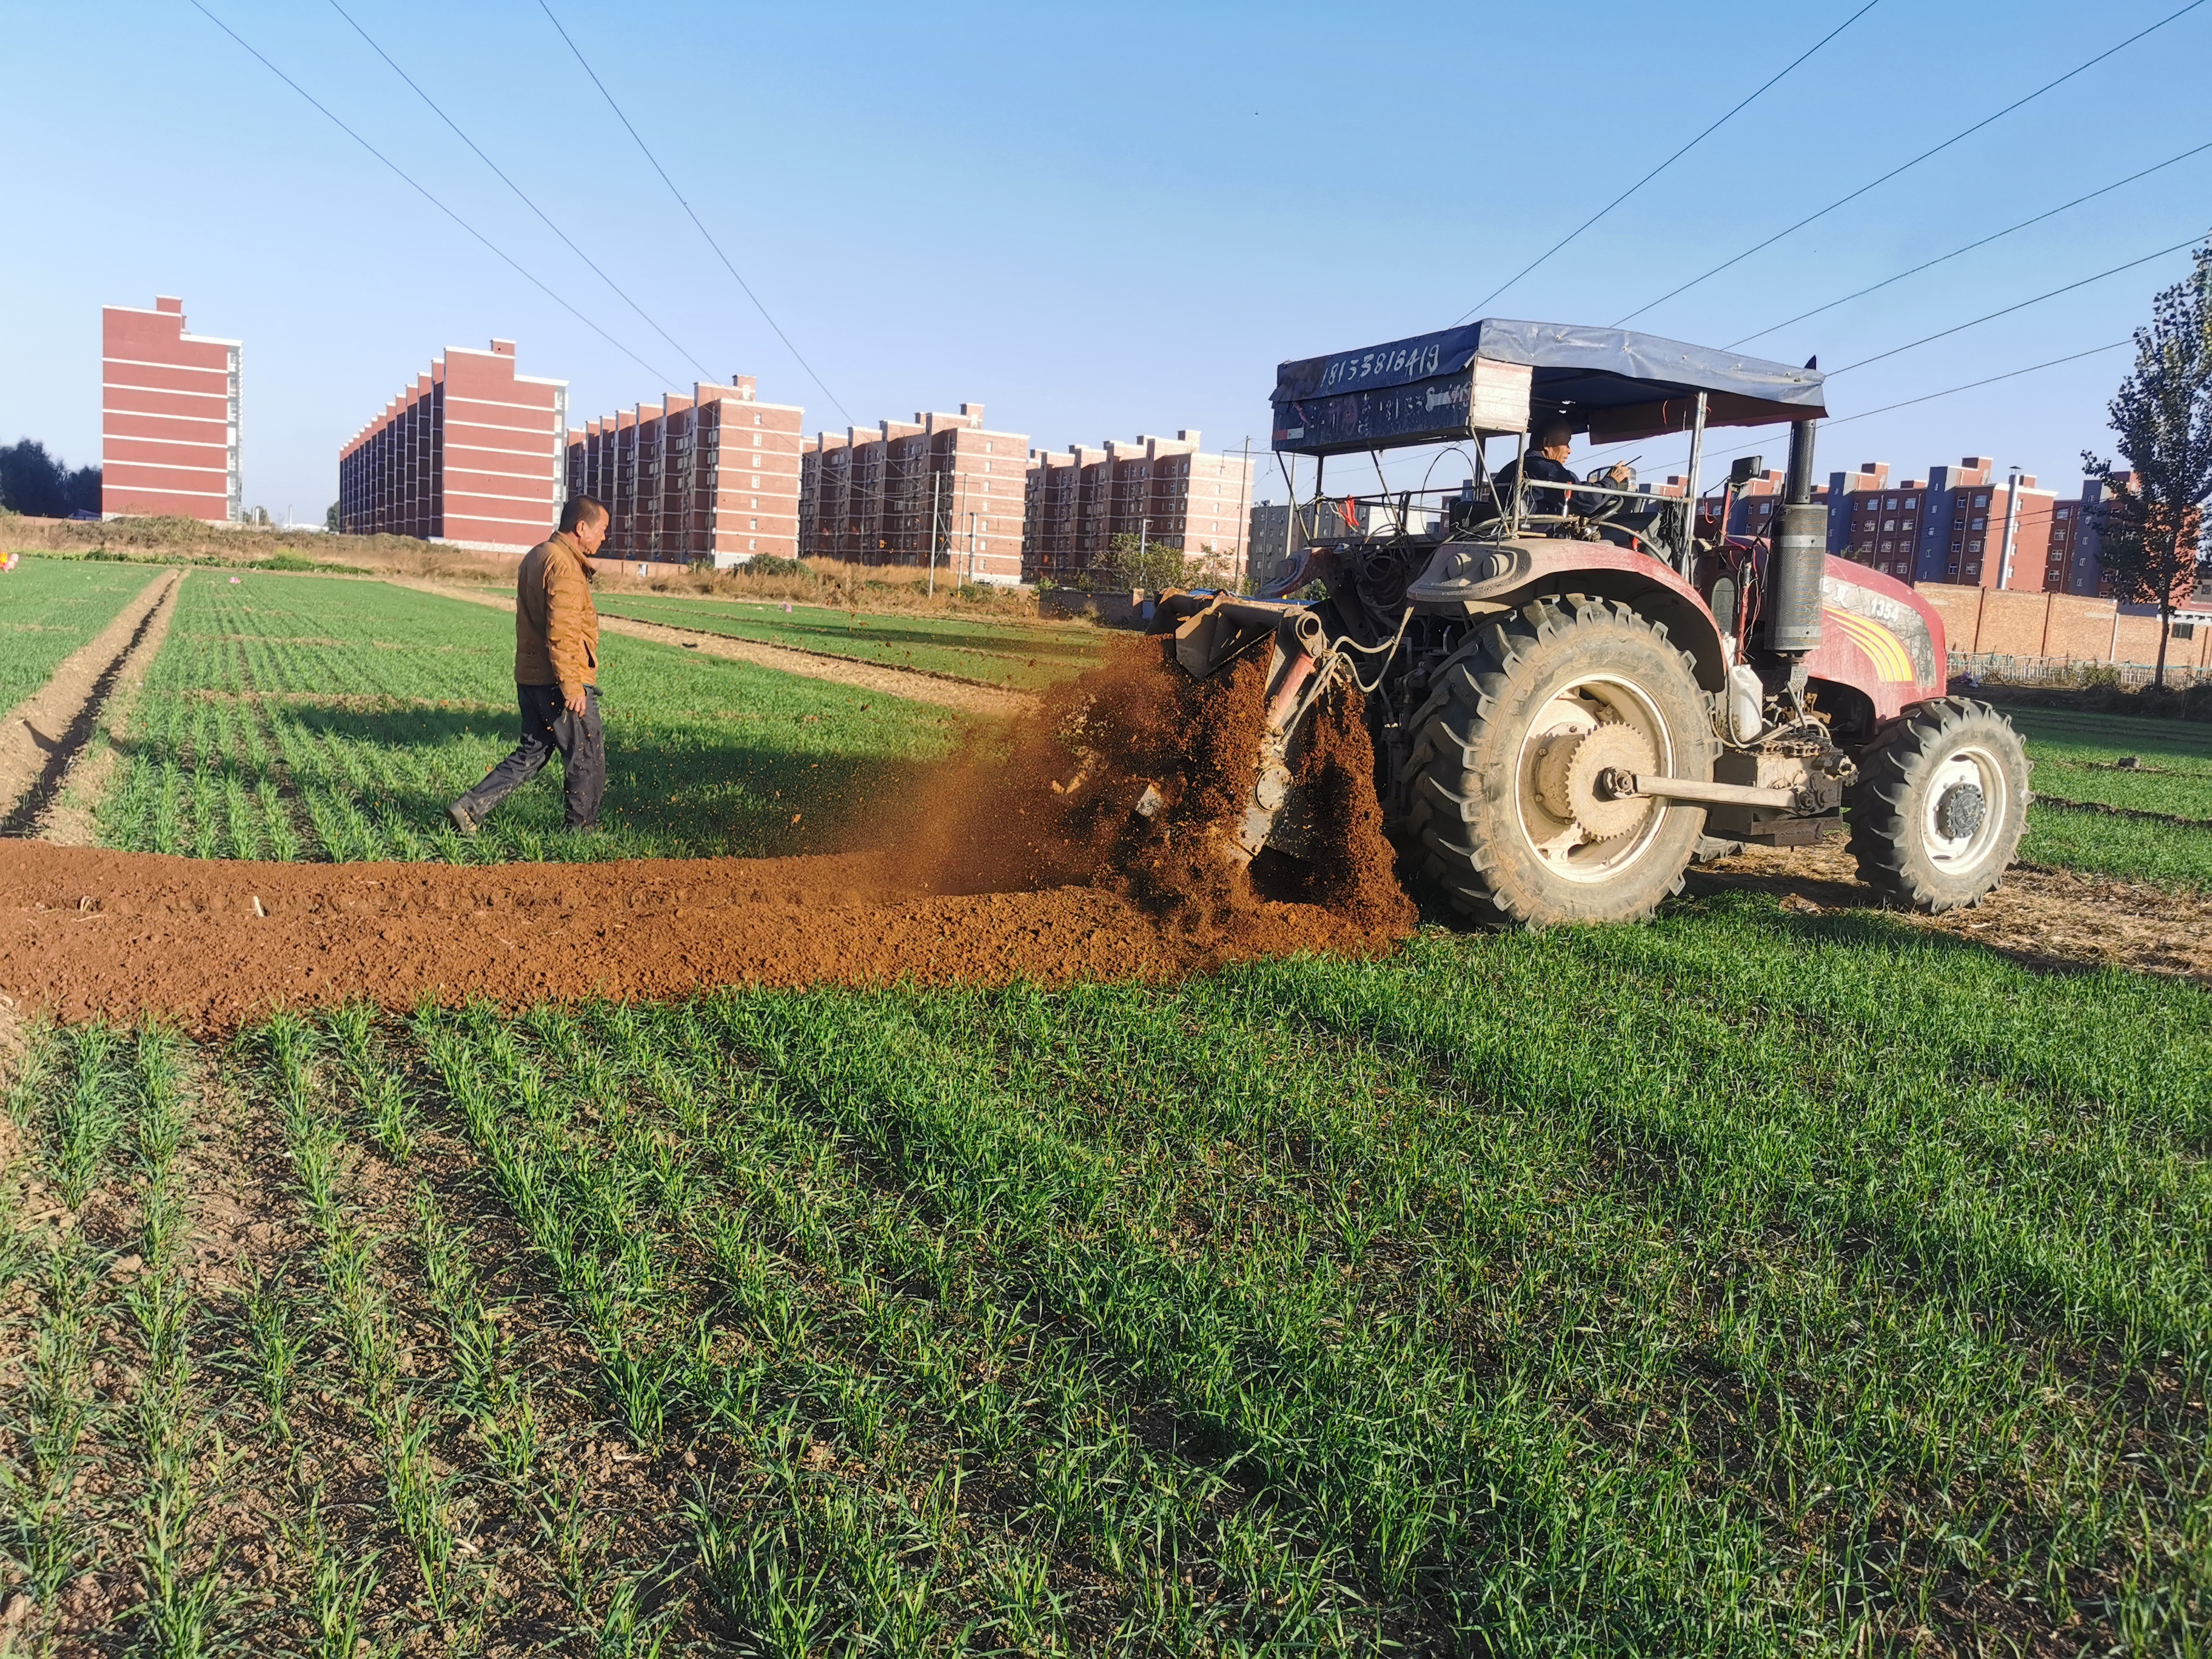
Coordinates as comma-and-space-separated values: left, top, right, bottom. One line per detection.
1492, 416, 1631, 524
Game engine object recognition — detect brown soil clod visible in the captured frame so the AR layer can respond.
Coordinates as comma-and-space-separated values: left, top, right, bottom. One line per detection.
0, 638, 1419, 1031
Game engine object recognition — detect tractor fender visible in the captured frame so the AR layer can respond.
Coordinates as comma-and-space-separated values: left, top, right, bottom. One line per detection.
1410, 539, 1730, 691
1806, 558, 1948, 722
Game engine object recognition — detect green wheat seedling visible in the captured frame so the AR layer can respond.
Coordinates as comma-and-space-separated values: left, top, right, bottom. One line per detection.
122, 1021, 235, 1656
95, 571, 965, 866
1, 1237, 106, 1617
414, 1011, 968, 1650
615, 1004, 1349, 1651
258, 1014, 476, 1624
238, 1268, 302, 1438
463, 1003, 1291, 1651
326, 1005, 417, 1167
53, 1022, 126, 1208
288, 1490, 381, 1659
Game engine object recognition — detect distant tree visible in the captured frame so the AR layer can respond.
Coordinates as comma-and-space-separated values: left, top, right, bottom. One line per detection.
326, 501, 341, 533
2085, 243, 2212, 687
0, 439, 99, 518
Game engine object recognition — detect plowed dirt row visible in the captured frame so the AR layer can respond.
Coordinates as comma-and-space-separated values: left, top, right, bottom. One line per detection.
0, 570, 179, 824
0, 842, 1399, 1031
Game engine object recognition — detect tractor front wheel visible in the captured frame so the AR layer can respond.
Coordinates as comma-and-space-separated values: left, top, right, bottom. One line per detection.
1399, 595, 1715, 927
1846, 697, 2029, 911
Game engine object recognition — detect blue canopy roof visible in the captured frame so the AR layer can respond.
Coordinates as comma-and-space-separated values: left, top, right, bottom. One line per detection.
1271, 319, 1828, 456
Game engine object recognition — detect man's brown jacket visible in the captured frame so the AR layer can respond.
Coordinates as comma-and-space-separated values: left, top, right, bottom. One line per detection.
514, 531, 598, 696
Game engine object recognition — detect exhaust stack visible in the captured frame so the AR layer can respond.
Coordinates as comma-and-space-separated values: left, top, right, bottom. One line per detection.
1764, 361, 1826, 657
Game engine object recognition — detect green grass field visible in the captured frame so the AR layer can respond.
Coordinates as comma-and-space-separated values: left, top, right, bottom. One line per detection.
2005, 705, 2212, 887
0, 556, 161, 711
3, 894, 2204, 1654
93, 572, 964, 863
591, 592, 1104, 691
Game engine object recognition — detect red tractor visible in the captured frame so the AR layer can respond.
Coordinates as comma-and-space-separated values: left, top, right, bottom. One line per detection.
1155, 319, 2031, 926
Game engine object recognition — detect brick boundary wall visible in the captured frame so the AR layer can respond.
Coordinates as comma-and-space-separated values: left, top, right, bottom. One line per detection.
1916, 581, 2212, 672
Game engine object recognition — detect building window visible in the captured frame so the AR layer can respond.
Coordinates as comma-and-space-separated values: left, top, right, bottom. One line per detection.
1969, 538, 1983, 552
750, 518, 758, 530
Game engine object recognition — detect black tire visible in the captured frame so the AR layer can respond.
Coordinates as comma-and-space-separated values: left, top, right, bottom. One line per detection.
1398, 595, 1716, 927
1846, 697, 2030, 912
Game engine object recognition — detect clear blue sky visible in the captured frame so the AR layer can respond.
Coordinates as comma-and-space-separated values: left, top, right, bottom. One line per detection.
4, 0, 2207, 521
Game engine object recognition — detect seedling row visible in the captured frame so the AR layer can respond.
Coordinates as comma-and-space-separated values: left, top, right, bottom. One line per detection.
3, 897, 2203, 1653
90, 573, 962, 865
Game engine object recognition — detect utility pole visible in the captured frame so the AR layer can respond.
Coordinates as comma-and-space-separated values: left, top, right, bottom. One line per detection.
1998, 464, 2024, 589
967, 511, 979, 583
928, 471, 940, 597
1233, 437, 1252, 591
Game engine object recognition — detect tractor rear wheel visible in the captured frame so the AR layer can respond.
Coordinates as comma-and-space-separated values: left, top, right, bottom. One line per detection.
1846, 697, 2029, 911
1399, 595, 1716, 927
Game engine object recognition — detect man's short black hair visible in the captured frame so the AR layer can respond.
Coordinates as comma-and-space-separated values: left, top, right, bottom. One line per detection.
1532, 415, 1575, 448
559, 495, 608, 535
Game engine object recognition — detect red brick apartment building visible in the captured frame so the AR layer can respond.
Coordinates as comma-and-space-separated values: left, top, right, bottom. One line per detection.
338, 340, 568, 551
800, 404, 1030, 584
568, 377, 800, 567
1020, 432, 1253, 583
101, 295, 240, 523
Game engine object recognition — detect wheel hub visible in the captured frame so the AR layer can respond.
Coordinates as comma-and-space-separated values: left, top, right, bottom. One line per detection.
1932, 780, 1986, 841
1533, 723, 1656, 841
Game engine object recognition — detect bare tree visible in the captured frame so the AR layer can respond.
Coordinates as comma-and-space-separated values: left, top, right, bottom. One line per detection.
2085, 242, 2212, 688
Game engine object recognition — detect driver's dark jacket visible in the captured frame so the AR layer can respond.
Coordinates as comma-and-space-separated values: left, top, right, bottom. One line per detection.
1493, 453, 1609, 518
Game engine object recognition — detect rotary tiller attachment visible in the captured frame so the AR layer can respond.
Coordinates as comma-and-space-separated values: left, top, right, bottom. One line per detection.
1149, 591, 1349, 867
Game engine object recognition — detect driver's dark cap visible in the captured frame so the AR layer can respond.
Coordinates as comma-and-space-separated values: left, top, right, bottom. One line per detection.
1532, 415, 1574, 447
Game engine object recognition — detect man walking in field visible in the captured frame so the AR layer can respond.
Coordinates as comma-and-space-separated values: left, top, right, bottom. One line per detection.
446, 495, 609, 837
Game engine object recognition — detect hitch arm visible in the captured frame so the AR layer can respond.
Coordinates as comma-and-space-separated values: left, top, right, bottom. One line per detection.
1604, 771, 1796, 810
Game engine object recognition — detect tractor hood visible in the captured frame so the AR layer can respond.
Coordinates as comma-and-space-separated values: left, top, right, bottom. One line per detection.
1272, 319, 1828, 455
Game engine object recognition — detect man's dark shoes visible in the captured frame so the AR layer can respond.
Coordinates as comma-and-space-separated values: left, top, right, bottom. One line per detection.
446, 801, 480, 837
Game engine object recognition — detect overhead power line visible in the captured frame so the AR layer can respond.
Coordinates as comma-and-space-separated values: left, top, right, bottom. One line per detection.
188, 0, 674, 386
536, 1, 853, 424
1828, 232, 2204, 374
1729, 138, 2212, 348
323, 0, 716, 383
1457, 0, 1880, 323
1563, 338, 2137, 476
1611, 0, 2209, 327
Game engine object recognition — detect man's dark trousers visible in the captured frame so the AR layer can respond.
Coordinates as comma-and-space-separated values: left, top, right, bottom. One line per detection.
454, 683, 605, 830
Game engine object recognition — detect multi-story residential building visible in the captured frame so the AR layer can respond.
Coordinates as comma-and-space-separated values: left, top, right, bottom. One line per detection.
800, 404, 1030, 583
567, 376, 800, 566
1910, 457, 2054, 591
101, 295, 240, 523
1019, 431, 1252, 583
2044, 475, 2123, 597
338, 339, 568, 551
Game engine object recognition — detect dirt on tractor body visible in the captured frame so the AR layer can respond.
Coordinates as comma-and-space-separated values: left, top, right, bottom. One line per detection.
0, 640, 1416, 1030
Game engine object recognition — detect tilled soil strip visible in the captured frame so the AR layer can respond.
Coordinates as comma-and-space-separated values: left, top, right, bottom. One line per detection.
386, 577, 1031, 720
28, 572, 187, 846
0, 842, 1399, 1032
1691, 836, 2212, 984
0, 571, 181, 830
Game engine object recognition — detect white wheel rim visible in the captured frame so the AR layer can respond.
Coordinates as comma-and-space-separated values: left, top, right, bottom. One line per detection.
1512, 673, 1674, 884
1922, 743, 2007, 871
